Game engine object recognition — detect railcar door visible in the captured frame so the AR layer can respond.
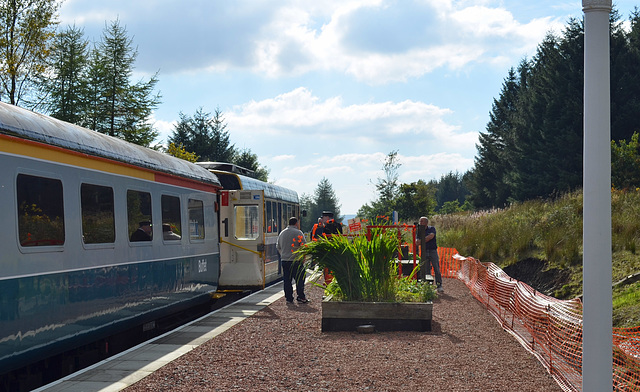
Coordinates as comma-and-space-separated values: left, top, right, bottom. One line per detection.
218, 189, 266, 288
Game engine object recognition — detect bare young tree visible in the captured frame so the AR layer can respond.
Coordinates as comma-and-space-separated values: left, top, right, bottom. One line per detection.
0, 0, 60, 105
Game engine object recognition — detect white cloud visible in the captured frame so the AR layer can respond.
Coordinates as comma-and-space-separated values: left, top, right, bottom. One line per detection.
227, 87, 459, 142
151, 117, 175, 144
239, 0, 566, 83
272, 154, 297, 161
62, 0, 565, 83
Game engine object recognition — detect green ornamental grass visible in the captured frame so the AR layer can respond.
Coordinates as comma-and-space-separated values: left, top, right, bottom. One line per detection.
297, 227, 436, 303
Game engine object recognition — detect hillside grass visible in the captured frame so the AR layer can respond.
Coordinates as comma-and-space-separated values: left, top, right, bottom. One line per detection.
434, 189, 640, 328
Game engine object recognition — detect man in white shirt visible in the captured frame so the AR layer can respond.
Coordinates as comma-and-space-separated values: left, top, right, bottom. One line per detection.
276, 217, 308, 304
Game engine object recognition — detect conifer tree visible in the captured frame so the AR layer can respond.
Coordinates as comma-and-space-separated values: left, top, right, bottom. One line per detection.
169, 107, 235, 162
469, 66, 522, 208
208, 108, 235, 163
86, 19, 160, 146
40, 24, 89, 123
611, 8, 640, 142
233, 148, 269, 181
307, 178, 342, 227
434, 171, 469, 210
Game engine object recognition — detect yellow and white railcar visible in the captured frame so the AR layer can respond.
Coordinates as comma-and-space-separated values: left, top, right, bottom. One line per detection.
197, 162, 301, 289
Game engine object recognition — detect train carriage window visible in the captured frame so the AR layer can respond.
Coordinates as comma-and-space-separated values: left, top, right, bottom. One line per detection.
161, 195, 182, 241
127, 190, 152, 242
81, 184, 115, 244
188, 199, 205, 241
17, 174, 65, 247
235, 205, 259, 240
272, 201, 278, 233
266, 200, 273, 233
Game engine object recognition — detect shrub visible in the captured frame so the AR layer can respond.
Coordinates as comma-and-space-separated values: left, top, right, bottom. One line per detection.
298, 228, 436, 302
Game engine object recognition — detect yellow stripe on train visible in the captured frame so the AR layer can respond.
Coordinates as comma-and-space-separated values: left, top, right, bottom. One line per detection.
0, 134, 155, 181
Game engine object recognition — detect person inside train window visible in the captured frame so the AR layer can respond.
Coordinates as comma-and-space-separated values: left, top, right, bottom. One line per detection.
130, 221, 152, 241
162, 223, 181, 240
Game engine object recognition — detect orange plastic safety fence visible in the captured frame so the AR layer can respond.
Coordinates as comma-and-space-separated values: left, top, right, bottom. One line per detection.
415, 246, 462, 278
444, 251, 640, 392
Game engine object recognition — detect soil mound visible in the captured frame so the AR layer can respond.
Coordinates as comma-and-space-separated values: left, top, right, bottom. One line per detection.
502, 258, 570, 296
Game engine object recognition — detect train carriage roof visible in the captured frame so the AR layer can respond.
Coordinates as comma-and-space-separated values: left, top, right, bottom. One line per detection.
0, 102, 221, 187
197, 162, 299, 203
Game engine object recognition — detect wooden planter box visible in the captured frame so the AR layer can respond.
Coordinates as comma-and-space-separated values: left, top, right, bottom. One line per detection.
321, 299, 433, 332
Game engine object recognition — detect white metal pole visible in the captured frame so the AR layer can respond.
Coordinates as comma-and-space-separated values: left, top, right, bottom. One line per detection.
582, 1, 612, 391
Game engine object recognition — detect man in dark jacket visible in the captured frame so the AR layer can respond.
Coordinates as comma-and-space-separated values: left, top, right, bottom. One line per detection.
130, 221, 152, 241
320, 211, 342, 236
417, 216, 443, 292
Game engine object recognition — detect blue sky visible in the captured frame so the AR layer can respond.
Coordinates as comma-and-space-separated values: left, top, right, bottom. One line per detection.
58, 0, 638, 215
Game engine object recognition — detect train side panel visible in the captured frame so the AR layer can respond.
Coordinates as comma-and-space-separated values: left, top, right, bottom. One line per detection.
0, 149, 220, 373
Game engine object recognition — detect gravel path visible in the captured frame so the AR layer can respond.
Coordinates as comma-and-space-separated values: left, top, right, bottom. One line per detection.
125, 278, 564, 392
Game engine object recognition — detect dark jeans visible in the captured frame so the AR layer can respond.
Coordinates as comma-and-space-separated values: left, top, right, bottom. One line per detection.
282, 260, 306, 301
420, 248, 442, 286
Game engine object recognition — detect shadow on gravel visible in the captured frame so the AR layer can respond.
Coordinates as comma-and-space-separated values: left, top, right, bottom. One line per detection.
285, 303, 319, 314
433, 291, 455, 302
425, 319, 465, 343
251, 306, 280, 319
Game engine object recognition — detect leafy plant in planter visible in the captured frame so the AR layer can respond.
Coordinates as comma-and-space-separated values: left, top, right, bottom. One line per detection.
298, 227, 437, 303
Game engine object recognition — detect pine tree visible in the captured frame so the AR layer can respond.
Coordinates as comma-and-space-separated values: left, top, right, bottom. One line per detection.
435, 171, 469, 211
209, 108, 235, 163
469, 66, 523, 208
308, 178, 342, 226
85, 19, 160, 146
510, 23, 583, 201
41, 25, 89, 123
611, 8, 640, 142
168, 107, 235, 162
233, 148, 269, 181
464, 6, 640, 208
81, 47, 107, 132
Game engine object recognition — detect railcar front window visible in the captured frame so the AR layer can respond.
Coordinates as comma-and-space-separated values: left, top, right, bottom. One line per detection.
161, 195, 182, 241
188, 199, 205, 241
81, 183, 115, 243
17, 174, 65, 247
127, 190, 152, 242
234, 205, 259, 240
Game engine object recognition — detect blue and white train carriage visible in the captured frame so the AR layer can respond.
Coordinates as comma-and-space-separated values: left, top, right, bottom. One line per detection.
197, 162, 301, 289
0, 103, 221, 374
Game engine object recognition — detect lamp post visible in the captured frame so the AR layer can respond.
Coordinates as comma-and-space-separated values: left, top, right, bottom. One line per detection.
582, 1, 612, 391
